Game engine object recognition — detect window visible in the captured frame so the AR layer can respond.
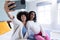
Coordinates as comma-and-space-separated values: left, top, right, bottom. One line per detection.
37, 5, 51, 24
58, 3, 60, 24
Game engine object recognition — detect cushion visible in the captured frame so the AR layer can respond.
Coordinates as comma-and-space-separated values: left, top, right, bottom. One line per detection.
0, 21, 10, 35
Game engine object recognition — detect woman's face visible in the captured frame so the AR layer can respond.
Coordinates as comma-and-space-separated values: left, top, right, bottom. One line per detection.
30, 12, 35, 20
21, 15, 26, 22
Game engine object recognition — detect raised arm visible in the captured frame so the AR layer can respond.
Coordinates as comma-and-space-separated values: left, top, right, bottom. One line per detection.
4, 1, 16, 19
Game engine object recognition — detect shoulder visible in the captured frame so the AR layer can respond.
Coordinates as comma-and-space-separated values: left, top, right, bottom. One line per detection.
26, 21, 34, 27
27, 21, 34, 24
12, 17, 23, 25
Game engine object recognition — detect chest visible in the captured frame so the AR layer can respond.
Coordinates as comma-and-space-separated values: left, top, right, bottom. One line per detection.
30, 22, 40, 30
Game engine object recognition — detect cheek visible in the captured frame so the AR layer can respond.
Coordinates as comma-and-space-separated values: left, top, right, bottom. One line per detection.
24, 17, 26, 20
31, 15, 34, 18
30, 15, 33, 17
23, 17, 26, 20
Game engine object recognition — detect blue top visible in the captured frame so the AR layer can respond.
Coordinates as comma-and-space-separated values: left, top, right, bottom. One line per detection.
22, 26, 27, 37
22, 26, 36, 40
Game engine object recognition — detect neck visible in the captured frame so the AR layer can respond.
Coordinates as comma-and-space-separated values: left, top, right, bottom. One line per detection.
30, 19, 33, 21
22, 21, 26, 26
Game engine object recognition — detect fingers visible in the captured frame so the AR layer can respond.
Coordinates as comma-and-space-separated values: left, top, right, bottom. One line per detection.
8, 3, 16, 8
5, 0, 10, 1
8, 1, 15, 7
4, 1, 16, 12
8, 1, 16, 11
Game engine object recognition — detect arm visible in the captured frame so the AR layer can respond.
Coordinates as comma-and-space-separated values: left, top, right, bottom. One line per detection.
40, 25, 46, 40
4, 1, 16, 19
19, 24, 24, 39
40, 25, 46, 36
4, 1, 20, 25
15, 23, 24, 40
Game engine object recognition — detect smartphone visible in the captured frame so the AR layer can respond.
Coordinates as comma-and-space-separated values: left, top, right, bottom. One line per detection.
9, 0, 26, 10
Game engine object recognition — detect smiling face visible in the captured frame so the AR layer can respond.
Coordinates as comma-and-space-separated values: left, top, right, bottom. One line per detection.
17, 11, 28, 22
30, 12, 35, 20
29, 11, 36, 22
21, 15, 26, 22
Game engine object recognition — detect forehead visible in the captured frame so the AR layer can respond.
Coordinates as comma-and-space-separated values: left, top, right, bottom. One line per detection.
31, 12, 35, 15
21, 14, 26, 16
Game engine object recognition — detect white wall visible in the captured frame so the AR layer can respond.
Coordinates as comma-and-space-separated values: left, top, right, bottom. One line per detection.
26, 0, 37, 12
0, 0, 10, 21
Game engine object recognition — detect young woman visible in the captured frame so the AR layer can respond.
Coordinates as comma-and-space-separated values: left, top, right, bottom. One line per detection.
4, 1, 28, 40
25, 11, 50, 40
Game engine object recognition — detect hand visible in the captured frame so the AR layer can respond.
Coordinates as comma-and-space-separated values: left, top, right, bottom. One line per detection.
4, 1, 16, 13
